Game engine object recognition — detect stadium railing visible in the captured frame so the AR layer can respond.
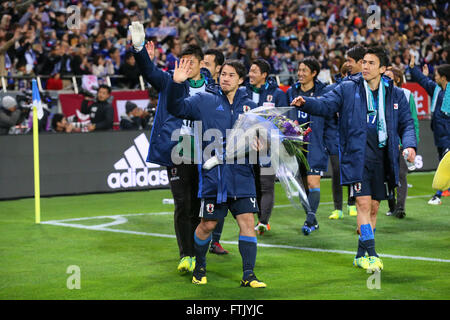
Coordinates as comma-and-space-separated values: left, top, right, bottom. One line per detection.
0, 74, 147, 93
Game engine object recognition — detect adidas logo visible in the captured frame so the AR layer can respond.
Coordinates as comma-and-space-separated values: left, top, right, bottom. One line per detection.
216, 104, 224, 111
107, 133, 169, 189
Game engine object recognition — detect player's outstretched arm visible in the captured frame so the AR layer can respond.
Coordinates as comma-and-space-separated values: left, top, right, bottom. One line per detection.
166, 59, 203, 121
130, 22, 170, 92
291, 86, 342, 118
407, 54, 437, 96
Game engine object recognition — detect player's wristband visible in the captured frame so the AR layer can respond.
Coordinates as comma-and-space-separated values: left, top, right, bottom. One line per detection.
133, 40, 145, 52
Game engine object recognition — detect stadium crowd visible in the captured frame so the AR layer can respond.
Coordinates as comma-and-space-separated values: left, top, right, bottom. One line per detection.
0, 0, 449, 134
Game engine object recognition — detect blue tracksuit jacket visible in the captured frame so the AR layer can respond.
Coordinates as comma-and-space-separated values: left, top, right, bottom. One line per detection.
133, 47, 213, 167
245, 76, 288, 108
407, 66, 450, 149
286, 79, 332, 171
297, 74, 417, 187
167, 82, 258, 202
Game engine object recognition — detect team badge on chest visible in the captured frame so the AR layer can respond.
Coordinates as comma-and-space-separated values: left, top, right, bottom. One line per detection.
243, 105, 251, 113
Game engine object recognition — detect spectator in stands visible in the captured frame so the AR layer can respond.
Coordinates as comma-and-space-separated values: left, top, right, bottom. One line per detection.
80, 84, 114, 132
14, 59, 34, 90
92, 54, 114, 78
194, 26, 215, 52
0, 96, 26, 135
0, 0, 449, 122
71, 45, 92, 76
119, 51, 141, 89
38, 43, 63, 76
0, 27, 21, 77
108, 47, 122, 75
46, 72, 63, 90
215, 25, 230, 50
117, 15, 130, 39
165, 37, 181, 71
53, 11, 68, 39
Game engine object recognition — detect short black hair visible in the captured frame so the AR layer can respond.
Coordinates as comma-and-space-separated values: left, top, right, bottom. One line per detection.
346, 44, 367, 62
220, 59, 247, 79
365, 46, 390, 68
51, 113, 65, 130
204, 49, 225, 67
299, 56, 321, 79
124, 51, 134, 61
436, 64, 450, 80
108, 47, 119, 55
93, 54, 104, 65
180, 44, 204, 61
98, 84, 112, 94
251, 58, 271, 79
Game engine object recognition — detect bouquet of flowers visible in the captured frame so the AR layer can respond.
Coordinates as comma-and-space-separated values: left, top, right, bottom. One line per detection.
202, 106, 312, 212
265, 113, 311, 171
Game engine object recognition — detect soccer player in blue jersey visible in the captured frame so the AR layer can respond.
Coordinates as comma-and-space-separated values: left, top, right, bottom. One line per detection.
291, 47, 417, 271
130, 22, 214, 274
201, 48, 230, 255
286, 57, 329, 235
327, 45, 367, 219
168, 59, 266, 288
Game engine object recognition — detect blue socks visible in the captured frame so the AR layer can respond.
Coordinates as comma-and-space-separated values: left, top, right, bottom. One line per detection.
307, 188, 320, 214
357, 224, 378, 258
211, 218, 225, 243
238, 235, 257, 279
195, 233, 258, 279
356, 237, 366, 258
194, 232, 211, 270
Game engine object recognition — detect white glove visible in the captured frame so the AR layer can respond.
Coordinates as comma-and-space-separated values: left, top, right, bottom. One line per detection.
129, 21, 145, 51
203, 156, 220, 170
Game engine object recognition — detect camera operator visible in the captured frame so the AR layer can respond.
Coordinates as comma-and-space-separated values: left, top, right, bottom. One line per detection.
0, 95, 27, 135
51, 113, 77, 133
80, 84, 114, 131
120, 101, 145, 130
143, 86, 158, 130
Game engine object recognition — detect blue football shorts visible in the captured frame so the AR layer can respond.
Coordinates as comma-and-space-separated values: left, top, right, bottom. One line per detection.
349, 160, 388, 201
199, 197, 259, 219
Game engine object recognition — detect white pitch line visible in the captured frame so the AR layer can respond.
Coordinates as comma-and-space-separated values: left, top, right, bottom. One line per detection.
273, 194, 433, 209
41, 210, 450, 264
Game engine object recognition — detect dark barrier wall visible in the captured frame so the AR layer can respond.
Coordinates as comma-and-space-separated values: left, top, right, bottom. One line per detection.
0, 120, 440, 200
0, 130, 168, 199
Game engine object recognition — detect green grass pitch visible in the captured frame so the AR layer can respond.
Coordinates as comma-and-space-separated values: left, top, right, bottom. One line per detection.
1, 172, 449, 300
